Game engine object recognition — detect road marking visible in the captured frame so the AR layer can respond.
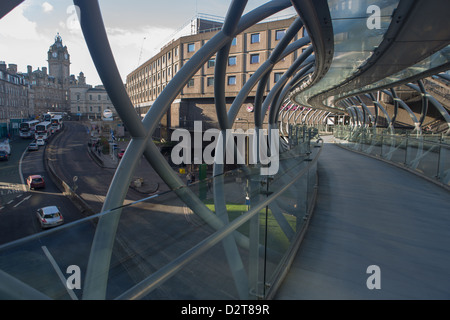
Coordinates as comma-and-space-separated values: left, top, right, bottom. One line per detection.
18, 144, 28, 191
41, 246, 78, 300
13, 195, 31, 208
7, 200, 14, 205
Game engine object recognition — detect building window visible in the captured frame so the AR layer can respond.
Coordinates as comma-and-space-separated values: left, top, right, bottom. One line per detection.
187, 43, 195, 52
274, 72, 283, 83
98, 106, 101, 112
76, 94, 80, 101
228, 56, 237, 66
275, 29, 285, 40
187, 78, 194, 87
251, 33, 260, 44
98, 94, 101, 100
175, 47, 178, 56
250, 54, 260, 64
227, 76, 236, 85
231, 37, 237, 46
208, 59, 215, 68
89, 94, 92, 100
207, 77, 214, 86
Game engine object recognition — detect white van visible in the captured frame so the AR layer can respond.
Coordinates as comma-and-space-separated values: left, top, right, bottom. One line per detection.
0, 140, 11, 155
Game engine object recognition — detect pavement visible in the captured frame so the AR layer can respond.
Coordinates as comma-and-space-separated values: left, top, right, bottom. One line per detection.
87, 135, 191, 195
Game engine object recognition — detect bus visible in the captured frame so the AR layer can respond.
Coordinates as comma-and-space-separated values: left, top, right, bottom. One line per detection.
19, 120, 40, 138
51, 115, 63, 132
35, 121, 52, 140
43, 113, 52, 122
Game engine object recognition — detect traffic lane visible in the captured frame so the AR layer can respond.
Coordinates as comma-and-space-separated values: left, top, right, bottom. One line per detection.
0, 186, 81, 245
0, 139, 30, 206
0, 143, 82, 245
53, 122, 114, 214
21, 143, 82, 228
53, 122, 162, 211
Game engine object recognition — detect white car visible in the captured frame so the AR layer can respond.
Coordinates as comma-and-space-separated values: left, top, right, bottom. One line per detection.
36, 206, 64, 229
36, 138, 45, 146
28, 142, 39, 151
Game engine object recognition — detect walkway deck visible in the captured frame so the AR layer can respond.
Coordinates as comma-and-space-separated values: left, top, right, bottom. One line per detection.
275, 137, 450, 299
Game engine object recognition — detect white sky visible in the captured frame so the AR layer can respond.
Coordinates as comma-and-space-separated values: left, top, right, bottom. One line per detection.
0, 0, 296, 86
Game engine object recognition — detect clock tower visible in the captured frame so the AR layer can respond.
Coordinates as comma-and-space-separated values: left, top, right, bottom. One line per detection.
48, 32, 70, 85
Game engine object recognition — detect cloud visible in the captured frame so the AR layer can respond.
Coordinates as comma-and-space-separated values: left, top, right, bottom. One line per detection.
104, 25, 176, 79
42, 2, 54, 13
0, 3, 43, 41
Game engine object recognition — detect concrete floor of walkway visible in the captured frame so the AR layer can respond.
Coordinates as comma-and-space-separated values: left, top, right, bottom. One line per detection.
275, 136, 450, 299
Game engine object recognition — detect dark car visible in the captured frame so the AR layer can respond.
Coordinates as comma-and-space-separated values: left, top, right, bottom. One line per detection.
27, 175, 46, 189
0, 151, 8, 161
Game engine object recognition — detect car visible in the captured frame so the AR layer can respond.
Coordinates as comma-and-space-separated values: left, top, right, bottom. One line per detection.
26, 175, 45, 189
36, 138, 45, 146
28, 142, 39, 151
36, 206, 64, 229
118, 149, 125, 159
0, 150, 8, 161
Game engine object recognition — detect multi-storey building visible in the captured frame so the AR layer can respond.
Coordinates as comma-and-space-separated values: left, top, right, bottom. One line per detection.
126, 15, 305, 136
69, 71, 116, 120
0, 33, 115, 138
0, 62, 30, 137
26, 33, 71, 116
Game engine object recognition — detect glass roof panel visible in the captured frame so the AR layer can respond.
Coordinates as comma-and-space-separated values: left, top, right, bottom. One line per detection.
293, 0, 400, 109
335, 44, 450, 99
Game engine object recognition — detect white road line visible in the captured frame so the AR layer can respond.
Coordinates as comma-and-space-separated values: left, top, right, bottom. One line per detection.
7, 200, 14, 205
13, 195, 31, 208
41, 246, 78, 300
18, 144, 28, 192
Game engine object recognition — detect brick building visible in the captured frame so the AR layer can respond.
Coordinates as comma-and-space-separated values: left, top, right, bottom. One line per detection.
126, 15, 306, 136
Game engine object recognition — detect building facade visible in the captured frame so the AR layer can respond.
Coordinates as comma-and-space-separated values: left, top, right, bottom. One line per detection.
26, 33, 71, 116
126, 16, 306, 134
69, 72, 116, 120
0, 32, 115, 138
0, 62, 30, 137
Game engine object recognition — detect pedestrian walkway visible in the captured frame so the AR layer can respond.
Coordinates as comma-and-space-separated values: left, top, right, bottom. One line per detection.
274, 136, 450, 299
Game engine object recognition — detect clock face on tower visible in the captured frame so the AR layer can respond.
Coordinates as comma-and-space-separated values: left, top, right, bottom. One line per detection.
64, 53, 68, 59
52, 52, 57, 58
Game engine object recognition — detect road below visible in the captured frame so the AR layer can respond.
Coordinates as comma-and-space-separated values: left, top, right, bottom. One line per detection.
1, 122, 248, 299
0, 133, 80, 245
48, 121, 238, 299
